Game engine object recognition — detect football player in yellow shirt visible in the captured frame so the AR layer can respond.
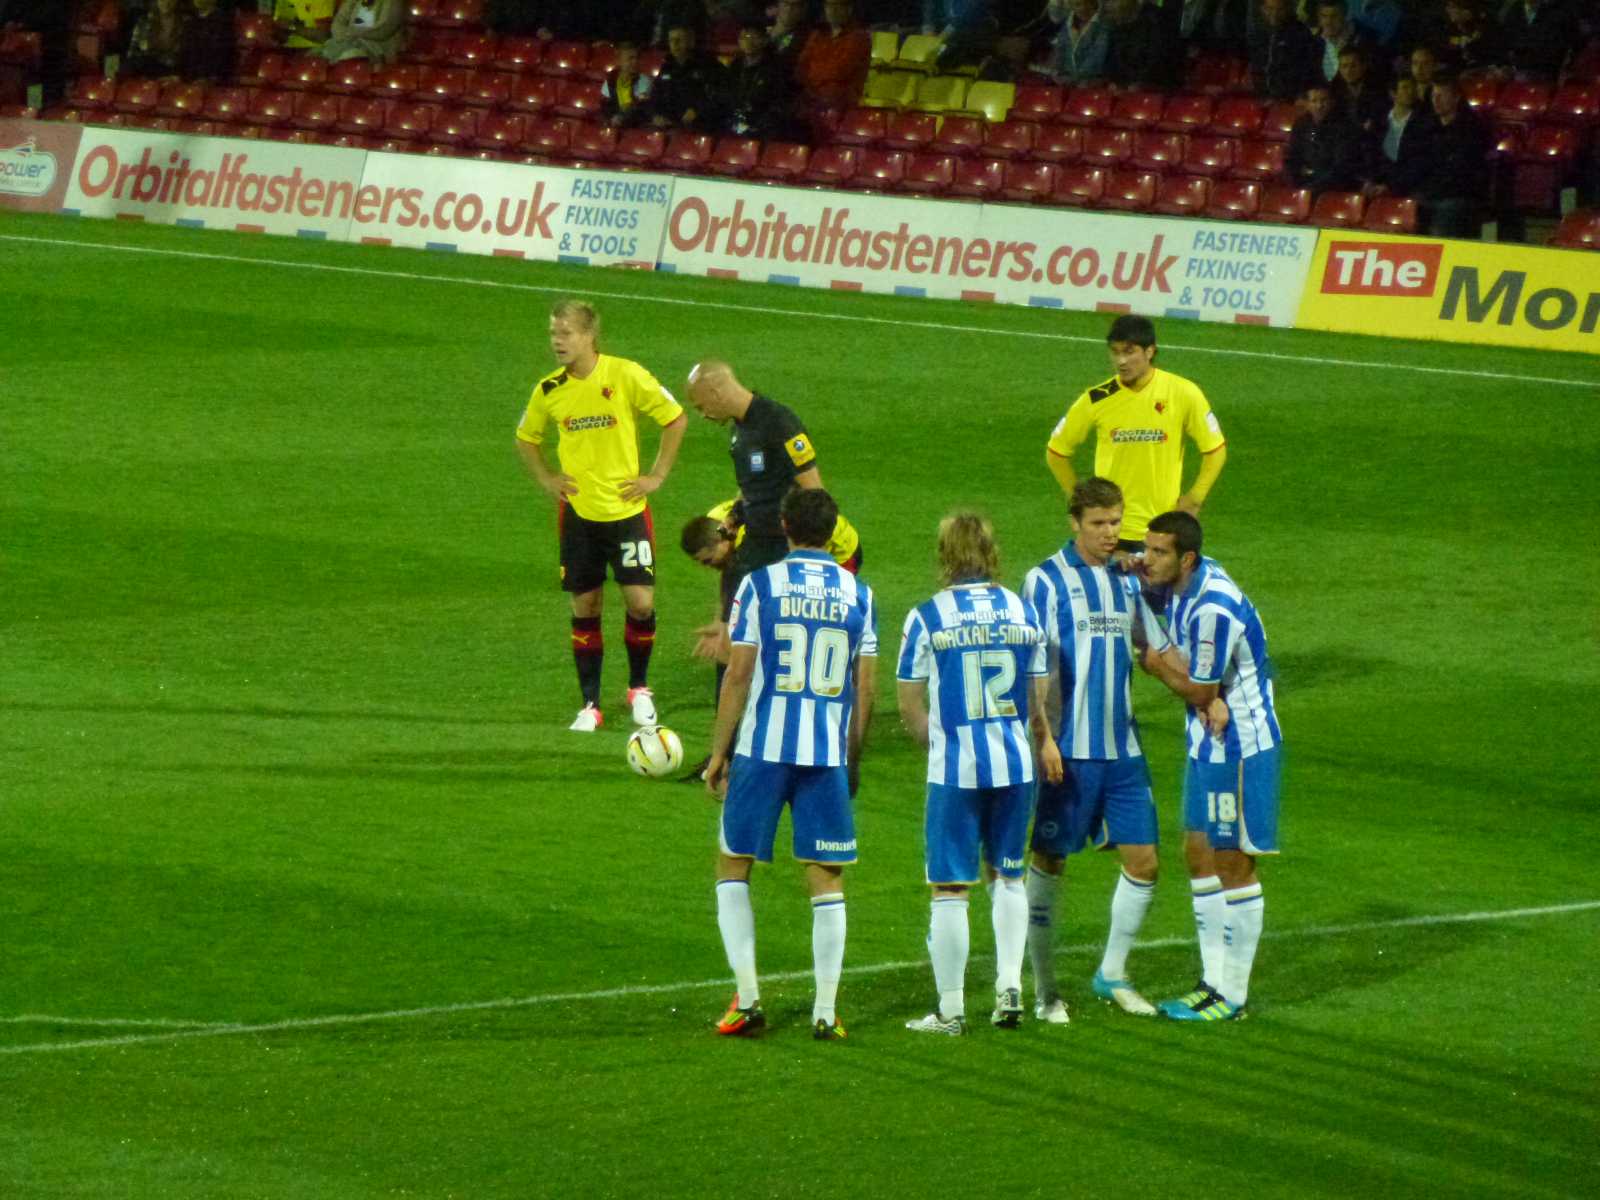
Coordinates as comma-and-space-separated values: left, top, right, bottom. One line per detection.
516, 301, 688, 732
1046, 315, 1227, 552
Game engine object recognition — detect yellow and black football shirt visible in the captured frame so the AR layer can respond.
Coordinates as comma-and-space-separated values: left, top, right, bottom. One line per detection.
1047, 368, 1224, 541
516, 355, 684, 523
707, 498, 859, 566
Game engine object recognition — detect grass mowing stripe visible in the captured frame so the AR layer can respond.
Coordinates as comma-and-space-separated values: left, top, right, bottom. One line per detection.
3, 231, 1594, 389
6, 898, 1595, 1058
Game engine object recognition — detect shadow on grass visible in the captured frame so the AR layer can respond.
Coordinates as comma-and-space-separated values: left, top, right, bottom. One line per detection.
0, 699, 527, 727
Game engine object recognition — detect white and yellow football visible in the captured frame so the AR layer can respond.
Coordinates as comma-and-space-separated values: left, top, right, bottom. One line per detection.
626, 726, 684, 778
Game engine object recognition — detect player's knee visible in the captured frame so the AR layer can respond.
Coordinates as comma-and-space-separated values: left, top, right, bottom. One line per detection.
1030, 851, 1065, 876
1215, 851, 1256, 889
932, 884, 969, 898
570, 590, 603, 618
1184, 837, 1214, 877
1122, 845, 1159, 882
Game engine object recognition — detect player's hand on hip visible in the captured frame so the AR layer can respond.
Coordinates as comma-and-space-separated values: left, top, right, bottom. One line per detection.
619, 474, 662, 501
706, 754, 730, 797
543, 474, 579, 500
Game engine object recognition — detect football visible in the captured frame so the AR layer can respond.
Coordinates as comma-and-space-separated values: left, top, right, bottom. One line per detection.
626, 726, 684, 778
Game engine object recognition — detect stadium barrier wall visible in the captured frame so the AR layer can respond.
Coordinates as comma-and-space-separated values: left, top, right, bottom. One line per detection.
657, 176, 1316, 326
1298, 230, 1600, 355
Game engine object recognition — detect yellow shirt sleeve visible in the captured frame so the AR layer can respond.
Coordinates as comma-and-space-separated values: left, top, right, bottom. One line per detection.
514, 386, 549, 445
1047, 392, 1094, 458
826, 513, 860, 564
1180, 380, 1225, 454
624, 361, 685, 427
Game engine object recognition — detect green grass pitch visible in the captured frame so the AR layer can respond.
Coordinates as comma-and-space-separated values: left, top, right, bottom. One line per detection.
3, 206, 1598, 1199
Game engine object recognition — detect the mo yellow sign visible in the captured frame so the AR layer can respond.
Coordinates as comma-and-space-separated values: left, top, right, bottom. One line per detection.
1298, 231, 1599, 355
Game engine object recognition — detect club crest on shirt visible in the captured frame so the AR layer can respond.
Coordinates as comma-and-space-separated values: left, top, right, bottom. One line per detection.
749, 451, 765, 472
1154, 401, 1166, 414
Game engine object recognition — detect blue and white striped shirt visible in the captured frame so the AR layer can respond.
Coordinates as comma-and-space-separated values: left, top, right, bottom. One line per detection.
729, 550, 878, 767
897, 583, 1048, 788
1025, 543, 1169, 761
1166, 556, 1281, 763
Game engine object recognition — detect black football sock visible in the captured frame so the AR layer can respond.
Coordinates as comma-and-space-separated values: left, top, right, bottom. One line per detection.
624, 612, 656, 690
571, 616, 602, 707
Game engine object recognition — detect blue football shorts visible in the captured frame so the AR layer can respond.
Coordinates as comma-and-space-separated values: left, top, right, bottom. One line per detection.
721, 756, 856, 865
924, 780, 1035, 885
1031, 757, 1157, 856
1182, 746, 1282, 855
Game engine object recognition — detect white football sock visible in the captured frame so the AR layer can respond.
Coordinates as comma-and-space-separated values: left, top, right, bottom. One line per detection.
811, 892, 846, 1023
1222, 883, 1265, 1007
928, 894, 970, 1018
1025, 865, 1062, 1001
715, 879, 758, 1009
1190, 874, 1227, 989
1098, 870, 1156, 981
990, 877, 1028, 995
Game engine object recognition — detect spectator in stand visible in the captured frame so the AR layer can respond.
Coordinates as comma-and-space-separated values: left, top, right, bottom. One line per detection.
602, 40, 655, 127
486, 1, 550, 35
726, 20, 801, 140
275, 0, 336, 50
1333, 45, 1389, 133
769, 0, 815, 71
317, 0, 406, 63
181, 0, 238, 82
650, 24, 725, 130
1409, 42, 1440, 108
125, 0, 185, 78
924, 0, 998, 71
1047, 0, 1110, 85
1287, 79, 1368, 195
1499, 0, 1579, 80
1105, 0, 1172, 89
1347, 0, 1404, 50
1436, 0, 1508, 71
796, 0, 872, 111
0, 0, 69, 104
1416, 71, 1488, 236
1371, 73, 1433, 197
635, 0, 709, 47
1250, 0, 1321, 100
1313, 0, 1378, 83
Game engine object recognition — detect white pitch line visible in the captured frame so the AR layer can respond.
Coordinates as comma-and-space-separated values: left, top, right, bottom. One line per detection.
3, 899, 1595, 1058
2, 231, 1593, 388
0, 1014, 237, 1029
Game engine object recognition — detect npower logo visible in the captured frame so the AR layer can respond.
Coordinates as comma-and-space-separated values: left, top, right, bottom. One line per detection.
0, 137, 57, 198
1320, 241, 1443, 296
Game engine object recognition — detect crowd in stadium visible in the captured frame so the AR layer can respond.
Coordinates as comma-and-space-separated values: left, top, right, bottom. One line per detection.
2, 1, 1597, 241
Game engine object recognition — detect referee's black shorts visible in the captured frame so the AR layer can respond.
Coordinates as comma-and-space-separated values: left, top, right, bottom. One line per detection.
558, 504, 656, 593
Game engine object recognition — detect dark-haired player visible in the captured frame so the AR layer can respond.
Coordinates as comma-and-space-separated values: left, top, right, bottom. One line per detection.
1046, 315, 1227, 553
515, 300, 687, 732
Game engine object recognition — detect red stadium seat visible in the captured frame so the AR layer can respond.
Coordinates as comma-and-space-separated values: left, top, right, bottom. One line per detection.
1130, 130, 1185, 172
282, 55, 329, 91
241, 51, 288, 88
832, 106, 887, 145
234, 9, 276, 48
520, 116, 572, 155
414, 66, 469, 103
429, 0, 484, 29
613, 127, 667, 167
1461, 74, 1500, 116
444, 32, 496, 69
201, 85, 251, 122
112, 77, 161, 114
1081, 126, 1132, 165
1032, 124, 1082, 163
404, 26, 453, 64
946, 156, 1006, 199
244, 87, 297, 127
1209, 95, 1265, 138
1547, 81, 1600, 125
1516, 122, 1580, 162
899, 152, 955, 194
1261, 101, 1299, 142
326, 59, 373, 94
368, 65, 420, 97
172, 118, 221, 136
1153, 173, 1211, 216
638, 48, 665, 78
1489, 123, 1521, 158
459, 69, 510, 108
929, 114, 984, 155
471, 110, 526, 151
567, 120, 617, 161
1182, 134, 1237, 178
1204, 180, 1263, 220
1157, 93, 1213, 134
506, 75, 558, 113
849, 148, 907, 191
1229, 138, 1284, 182
1105, 90, 1166, 131
289, 89, 341, 132
334, 95, 388, 136
751, 141, 810, 180
661, 130, 715, 172
799, 144, 859, 186
585, 43, 619, 81
67, 76, 117, 110
881, 110, 937, 152
1000, 160, 1057, 203
551, 78, 604, 120
405, 0, 438, 24
1511, 123, 1581, 211
1009, 83, 1064, 123
1060, 84, 1114, 126
1098, 169, 1158, 211
539, 41, 591, 78
492, 35, 543, 73
1185, 53, 1245, 95
425, 106, 476, 147
1495, 79, 1550, 124
384, 100, 440, 141
1255, 184, 1310, 223
981, 119, 1036, 160
1361, 195, 1418, 232
1049, 163, 1106, 206
1548, 208, 1600, 250
1310, 190, 1365, 227
707, 135, 762, 177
